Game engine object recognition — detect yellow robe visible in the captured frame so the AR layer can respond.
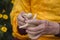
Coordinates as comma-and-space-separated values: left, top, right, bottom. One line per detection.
10, 0, 60, 40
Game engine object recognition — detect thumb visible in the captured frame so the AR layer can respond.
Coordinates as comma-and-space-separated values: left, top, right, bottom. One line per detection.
25, 19, 41, 25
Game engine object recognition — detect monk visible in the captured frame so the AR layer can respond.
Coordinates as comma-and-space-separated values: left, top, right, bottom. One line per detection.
11, 0, 60, 40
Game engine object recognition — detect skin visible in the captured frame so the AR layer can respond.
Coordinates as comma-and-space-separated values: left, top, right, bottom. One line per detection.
17, 12, 60, 40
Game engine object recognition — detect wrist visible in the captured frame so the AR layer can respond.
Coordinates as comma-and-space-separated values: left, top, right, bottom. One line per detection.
55, 23, 60, 34
55, 23, 60, 37
59, 23, 60, 34
55, 23, 60, 35
46, 22, 60, 35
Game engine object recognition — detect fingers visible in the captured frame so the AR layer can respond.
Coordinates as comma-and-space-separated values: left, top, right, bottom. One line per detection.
26, 29, 44, 35
27, 24, 46, 32
17, 11, 29, 25
27, 31, 46, 40
25, 19, 41, 25
26, 24, 46, 39
17, 21, 25, 26
27, 30, 46, 40
28, 33, 41, 40
17, 12, 25, 22
23, 15, 29, 21
26, 20, 48, 25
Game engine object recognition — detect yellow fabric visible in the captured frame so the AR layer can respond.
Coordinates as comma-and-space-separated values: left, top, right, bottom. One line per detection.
31, 0, 60, 23
10, 0, 60, 40
10, 0, 30, 40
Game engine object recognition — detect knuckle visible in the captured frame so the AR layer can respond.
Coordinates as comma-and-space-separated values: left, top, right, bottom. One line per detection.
43, 20, 47, 23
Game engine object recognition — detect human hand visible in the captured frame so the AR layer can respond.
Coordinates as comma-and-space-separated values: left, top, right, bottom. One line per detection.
17, 12, 37, 29
17, 11, 29, 28
26, 20, 60, 40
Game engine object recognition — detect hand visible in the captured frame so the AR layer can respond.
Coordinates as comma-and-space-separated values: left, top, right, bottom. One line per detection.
17, 11, 28, 27
26, 20, 60, 40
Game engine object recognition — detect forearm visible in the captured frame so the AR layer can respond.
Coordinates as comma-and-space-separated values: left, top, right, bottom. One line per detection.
55, 23, 60, 37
